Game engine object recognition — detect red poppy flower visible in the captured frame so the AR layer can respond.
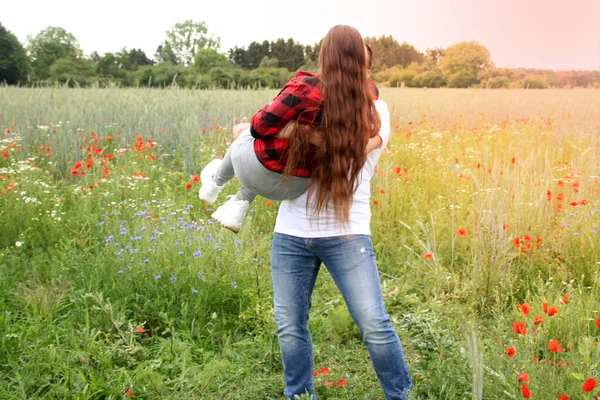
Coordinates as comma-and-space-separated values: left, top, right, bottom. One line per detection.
519, 304, 531, 316
185, 183, 192, 190
135, 327, 146, 333
557, 395, 569, 400
320, 367, 330, 375
548, 305, 559, 317
456, 227, 468, 237
583, 378, 597, 392
513, 321, 527, 335
423, 252, 433, 259
312, 371, 319, 377
596, 317, 600, 329
192, 175, 200, 182
533, 316, 544, 325
506, 347, 516, 357
548, 339, 563, 353
512, 237, 521, 248
125, 389, 134, 398
542, 302, 549, 314
336, 377, 347, 387
547, 190, 552, 201
560, 294, 570, 305
373, 200, 379, 205
324, 381, 333, 387
265, 201, 273, 207
518, 372, 530, 382
521, 384, 531, 398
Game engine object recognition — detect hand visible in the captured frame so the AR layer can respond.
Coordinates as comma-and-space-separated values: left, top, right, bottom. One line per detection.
233, 117, 250, 141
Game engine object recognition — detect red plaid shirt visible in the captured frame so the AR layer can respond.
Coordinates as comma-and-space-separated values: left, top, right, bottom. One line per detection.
250, 71, 379, 177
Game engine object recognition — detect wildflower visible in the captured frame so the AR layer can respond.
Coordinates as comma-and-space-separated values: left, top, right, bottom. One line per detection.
232, 282, 237, 288
557, 395, 569, 400
518, 372, 530, 382
336, 377, 347, 387
423, 252, 433, 259
155, 274, 162, 280
583, 378, 597, 392
596, 317, 600, 329
542, 301, 549, 314
192, 175, 200, 182
512, 237, 521, 247
125, 389, 134, 398
548, 339, 563, 352
194, 251, 202, 257
192, 289, 198, 294
548, 305, 559, 317
373, 199, 379, 205
518, 303, 531, 316
15, 241, 23, 247
135, 327, 146, 333
521, 384, 531, 398
502, 224, 509, 230
456, 227, 468, 237
560, 294, 570, 305
265, 201, 273, 206
320, 367, 330, 375
198, 272, 204, 279
512, 321, 527, 335
324, 382, 333, 387
506, 347, 516, 357
185, 183, 192, 190
533, 316, 544, 325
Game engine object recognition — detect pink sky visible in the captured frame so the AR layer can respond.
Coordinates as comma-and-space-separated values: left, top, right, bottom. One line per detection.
3, 0, 599, 70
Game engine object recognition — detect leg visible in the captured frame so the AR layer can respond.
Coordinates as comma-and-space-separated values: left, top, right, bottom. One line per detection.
313, 235, 412, 400
271, 233, 321, 399
212, 147, 235, 186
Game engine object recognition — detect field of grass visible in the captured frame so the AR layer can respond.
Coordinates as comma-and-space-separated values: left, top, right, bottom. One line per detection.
1, 87, 600, 399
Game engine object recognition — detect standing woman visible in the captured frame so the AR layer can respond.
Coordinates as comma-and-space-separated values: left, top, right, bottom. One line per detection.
270, 26, 412, 399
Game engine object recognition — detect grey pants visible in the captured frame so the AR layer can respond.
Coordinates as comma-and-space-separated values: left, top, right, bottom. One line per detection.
212, 130, 310, 203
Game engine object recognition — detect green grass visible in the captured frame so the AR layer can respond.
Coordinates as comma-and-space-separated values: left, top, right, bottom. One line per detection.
1, 87, 599, 399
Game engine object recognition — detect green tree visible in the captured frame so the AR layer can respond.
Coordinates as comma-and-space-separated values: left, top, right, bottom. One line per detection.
0, 22, 30, 84
440, 42, 491, 88
163, 20, 220, 65
259, 56, 279, 68
48, 57, 96, 86
27, 27, 81, 80
364, 36, 424, 70
194, 48, 230, 73
155, 41, 178, 65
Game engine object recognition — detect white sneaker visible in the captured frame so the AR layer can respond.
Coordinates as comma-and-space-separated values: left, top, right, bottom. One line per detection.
211, 196, 250, 233
199, 159, 224, 204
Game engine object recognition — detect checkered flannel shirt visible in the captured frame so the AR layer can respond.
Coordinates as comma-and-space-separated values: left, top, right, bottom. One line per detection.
250, 71, 379, 177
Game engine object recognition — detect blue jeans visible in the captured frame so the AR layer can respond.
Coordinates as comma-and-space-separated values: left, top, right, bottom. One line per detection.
271, 233, 412, 400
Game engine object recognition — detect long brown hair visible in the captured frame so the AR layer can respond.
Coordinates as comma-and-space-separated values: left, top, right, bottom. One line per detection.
284, 25, 381, 224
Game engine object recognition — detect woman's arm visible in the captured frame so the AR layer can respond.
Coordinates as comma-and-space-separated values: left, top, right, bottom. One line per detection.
277, 122, 382, 153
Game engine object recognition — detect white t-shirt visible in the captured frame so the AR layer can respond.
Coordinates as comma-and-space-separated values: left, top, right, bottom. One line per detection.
274, 100, 391, 237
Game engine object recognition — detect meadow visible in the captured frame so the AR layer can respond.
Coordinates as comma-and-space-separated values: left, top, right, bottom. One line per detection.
1, 87, 599, 399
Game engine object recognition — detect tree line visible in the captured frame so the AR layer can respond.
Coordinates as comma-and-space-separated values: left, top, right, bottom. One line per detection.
1, 20, 598, 89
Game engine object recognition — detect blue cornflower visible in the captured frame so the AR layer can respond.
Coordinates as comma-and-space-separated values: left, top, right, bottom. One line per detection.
231, 281, 237, 288
140, 227, 147, 232
235, 250, 239, 255
178, 251, 184, 255
252, 258, 259, 263
192, 289, 199, 294
186, 204, 194, 210
194, 251, 202, 257
155, 274, 162, 280
105, 235, 114, 243
198, 272, 204, 279
235, 240, 241, 246
117, 270, 124, 274
170, 277, 177, 283
150, 237, 156, 241
96, 221, 105, 226
142, 202, 148, 208
206, 234, 213, 241
114, 242, 120, 247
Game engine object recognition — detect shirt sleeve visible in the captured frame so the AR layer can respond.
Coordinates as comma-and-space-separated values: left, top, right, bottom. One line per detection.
374, 100, 391, 148
250, 78, 308, 139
